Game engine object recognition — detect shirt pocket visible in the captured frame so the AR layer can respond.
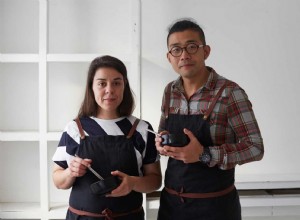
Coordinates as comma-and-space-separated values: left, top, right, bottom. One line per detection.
209, 96, 229, 125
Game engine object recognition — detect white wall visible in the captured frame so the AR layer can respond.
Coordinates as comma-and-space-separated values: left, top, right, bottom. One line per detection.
2, 1, 300, 219
1, 0, 300, 202
1, 1, 300, 219
141, 0, 300, 181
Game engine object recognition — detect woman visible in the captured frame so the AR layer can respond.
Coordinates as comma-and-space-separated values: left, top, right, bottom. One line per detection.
52, 55, 162, 220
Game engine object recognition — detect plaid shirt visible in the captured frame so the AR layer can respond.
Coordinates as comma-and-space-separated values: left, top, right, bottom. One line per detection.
159, 67, 264, 170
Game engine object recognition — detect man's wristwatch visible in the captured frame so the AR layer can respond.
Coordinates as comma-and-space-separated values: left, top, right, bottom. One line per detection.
199, 147, 211, 164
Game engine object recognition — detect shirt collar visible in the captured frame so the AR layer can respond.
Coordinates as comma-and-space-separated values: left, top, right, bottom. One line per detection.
205, 66, 219, 90
172, 66, 219, 93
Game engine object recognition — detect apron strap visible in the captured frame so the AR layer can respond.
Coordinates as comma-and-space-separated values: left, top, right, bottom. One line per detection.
203, 82, 228, 120
126, 119, 140, 139
69, 205, 143, 219
74, 118, 85, 139
164, 184, 235, 200
164, 81, 229, 120
164, 82, 173, 118
74, 117, 140, 139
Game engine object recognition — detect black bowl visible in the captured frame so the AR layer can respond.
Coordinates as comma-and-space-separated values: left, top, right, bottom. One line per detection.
90, 176, 121, 196
161, 133, 189, 147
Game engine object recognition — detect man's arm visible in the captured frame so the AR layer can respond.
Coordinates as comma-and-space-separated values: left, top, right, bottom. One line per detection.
209, 85, 264, 170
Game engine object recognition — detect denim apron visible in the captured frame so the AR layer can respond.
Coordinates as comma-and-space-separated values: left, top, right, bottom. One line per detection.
158, 83, 241, 220
66, 118, 144, 220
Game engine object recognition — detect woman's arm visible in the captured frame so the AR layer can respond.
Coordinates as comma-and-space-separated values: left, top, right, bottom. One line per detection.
52, 156, 92, 189
132, 161, 162, 193
52, 164, 75, 189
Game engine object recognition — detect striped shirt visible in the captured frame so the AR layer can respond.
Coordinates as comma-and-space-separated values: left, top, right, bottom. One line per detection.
159, 67, 264, 170
52, 115, 159, 176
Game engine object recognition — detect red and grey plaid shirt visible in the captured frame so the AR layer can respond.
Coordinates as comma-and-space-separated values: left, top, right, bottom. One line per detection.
159, 67, 264, 170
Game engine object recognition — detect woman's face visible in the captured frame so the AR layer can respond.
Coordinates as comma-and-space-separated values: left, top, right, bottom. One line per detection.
92, 67, 125, 119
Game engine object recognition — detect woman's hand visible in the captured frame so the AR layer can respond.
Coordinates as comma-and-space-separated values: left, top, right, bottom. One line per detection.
69, 155, 92, 177
106, 162, 161, 197
106, 170, 135, 197
52, 155, 92, 190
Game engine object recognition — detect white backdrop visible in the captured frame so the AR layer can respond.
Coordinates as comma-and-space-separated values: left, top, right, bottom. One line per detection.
140, 0, 300, 181
1, 1, 300, 198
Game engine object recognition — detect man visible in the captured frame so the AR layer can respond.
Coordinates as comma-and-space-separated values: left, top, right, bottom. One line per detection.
155, 18, 264, 220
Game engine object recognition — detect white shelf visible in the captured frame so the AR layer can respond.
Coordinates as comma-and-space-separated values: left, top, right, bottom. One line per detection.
0, 53, 39, 62
47, 53, 133, 62
48, 203, 68, 219
236, 173, 300, 190
147, 193, 300, 217
0, 53, 134, 63
240, 194, 300, 207
0, 132, 63, 141
0, 0, 141, 220
0, 202, 68, 219
0, 132, 39, 141
47, 132, 62, 141
0, 202, 41, 218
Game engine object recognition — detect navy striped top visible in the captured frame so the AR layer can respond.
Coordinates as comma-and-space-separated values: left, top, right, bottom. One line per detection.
52, 115, 159, 176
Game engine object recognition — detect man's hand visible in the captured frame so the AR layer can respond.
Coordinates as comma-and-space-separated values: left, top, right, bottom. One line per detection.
155, 130, 169, 156
163, 128, 204, 163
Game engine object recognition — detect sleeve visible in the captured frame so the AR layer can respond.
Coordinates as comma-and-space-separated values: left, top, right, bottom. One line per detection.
143, 122, 160, 164
52, 120, 81, 169
209, 84, 264, 170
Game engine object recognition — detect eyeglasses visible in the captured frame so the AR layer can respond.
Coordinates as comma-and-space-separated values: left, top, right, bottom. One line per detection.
168, 43, 204, 57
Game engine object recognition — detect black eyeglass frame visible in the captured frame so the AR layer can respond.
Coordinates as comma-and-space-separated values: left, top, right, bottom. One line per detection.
168, 43, 204, 57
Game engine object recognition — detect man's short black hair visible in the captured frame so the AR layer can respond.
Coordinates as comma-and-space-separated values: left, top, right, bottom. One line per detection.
167, 18, 206, 46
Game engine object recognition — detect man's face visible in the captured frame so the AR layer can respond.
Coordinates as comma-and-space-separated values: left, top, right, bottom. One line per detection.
167, 30, 210, 79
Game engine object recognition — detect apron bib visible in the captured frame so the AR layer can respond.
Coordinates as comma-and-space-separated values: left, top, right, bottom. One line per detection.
158, 82, 241, 220
68, 118, 144, 219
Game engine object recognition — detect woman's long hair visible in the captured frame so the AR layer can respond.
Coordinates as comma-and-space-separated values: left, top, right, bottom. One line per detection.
78, 55, 135, 118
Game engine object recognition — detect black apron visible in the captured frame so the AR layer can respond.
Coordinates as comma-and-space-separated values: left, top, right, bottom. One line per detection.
158, 83, 241, 220
67, 118, 144, 220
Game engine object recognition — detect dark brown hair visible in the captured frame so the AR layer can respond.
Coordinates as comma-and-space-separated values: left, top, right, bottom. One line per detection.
78, 55, 135, 118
